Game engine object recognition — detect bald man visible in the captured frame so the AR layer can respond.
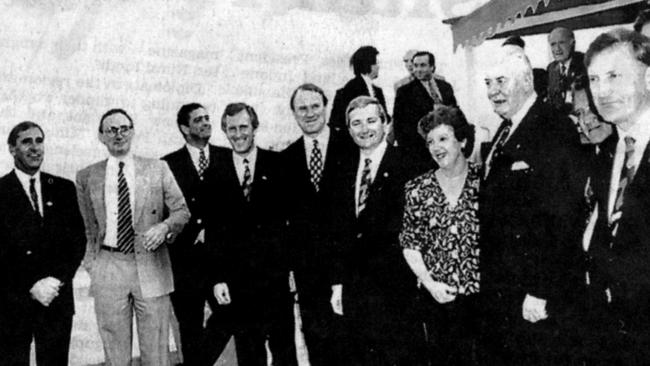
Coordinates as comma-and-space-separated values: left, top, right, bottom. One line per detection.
546, 27, 586, 111
393, 49, 418, 91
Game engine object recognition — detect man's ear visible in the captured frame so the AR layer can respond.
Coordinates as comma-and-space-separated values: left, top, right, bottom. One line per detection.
180, 125, 189, 136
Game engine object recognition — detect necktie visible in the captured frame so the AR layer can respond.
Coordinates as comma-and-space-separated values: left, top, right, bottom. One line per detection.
29, 177, 40, 216
357, 158, 372, 215
309, 140, 323, 191
117, 162, 135, 254
560, 63, 567, 77
427, 79, 443, 104
198, 149, 208, 178
242, 158, 252, 201
484, 119, 513, 179
610, 136, 636, 238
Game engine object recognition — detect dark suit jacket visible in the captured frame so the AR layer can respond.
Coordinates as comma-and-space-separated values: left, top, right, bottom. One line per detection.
480, 98, 585, 320
207, 148, 291, 321
588, 131, 650, 336
329, 76, 388, 132
0, 171, 85, 319
162, 144, 230, 292
393, 77, 457, 158
547, 51, 586, 111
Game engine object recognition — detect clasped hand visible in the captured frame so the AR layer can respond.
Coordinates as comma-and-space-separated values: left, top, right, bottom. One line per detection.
213, 283, 231, 305
424, 281, 457, 304
522, 294, 548, 323
30, 277, 63, 307
143, 223, 169, 251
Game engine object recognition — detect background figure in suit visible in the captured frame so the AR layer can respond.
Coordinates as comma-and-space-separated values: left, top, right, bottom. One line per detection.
393, 51, 456, 162
0, 121, 85, 365
480, 47, 585, 366
76, 109, 190, 366
394, 49, 418, 91
546, 27, 586, 112
282, 83, 354, 366
329, 45, 388, 134
162, 103, 230, 365
585, 29, 650, 365
330, 96, 427, 366
204, 103, 297, 366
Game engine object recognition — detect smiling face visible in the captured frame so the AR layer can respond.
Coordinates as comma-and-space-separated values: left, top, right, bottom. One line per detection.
548, 28, 575, 63
181, 107, 211, 146
99, 112, 134, 157
348, 103, 387, 152
572, 88, 612, 144
413, 55, 434, 81
224, 110, 256, 155
485, 55, 533, 119
10, 127, 44, 175
292, 89, 327, 138
426, 124, 466, 171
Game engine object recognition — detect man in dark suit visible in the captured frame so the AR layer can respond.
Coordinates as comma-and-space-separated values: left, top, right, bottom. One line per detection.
281, 83, 353, 366
203, 103, 297, 366
546, 27, 586, 111
0, 121, 85, 365
329, 46, 388, 133
329, 96, 427, 366
162, 103, 230, 365
393, 51, 457, 161
480, 46, 585, 366
584, 29, 650, 365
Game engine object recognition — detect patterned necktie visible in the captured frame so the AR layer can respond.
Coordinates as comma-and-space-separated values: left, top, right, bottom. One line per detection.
309, 140, 323, 191
198, 149, 208, 178
427, 79, 443, 104
357, 158, 372, 215
484, 119, 512, 179
242, 158, 252, 201
29, 177, 40, 216
560, 63, 567, 77
117, 162, 135, 254
610, 136, 636, 238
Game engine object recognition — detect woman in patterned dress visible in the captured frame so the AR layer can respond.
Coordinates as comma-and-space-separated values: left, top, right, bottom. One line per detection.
399, 105, 479, 366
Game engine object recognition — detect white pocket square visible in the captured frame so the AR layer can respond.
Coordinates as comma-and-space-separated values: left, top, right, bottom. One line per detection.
511, 161, 530, 171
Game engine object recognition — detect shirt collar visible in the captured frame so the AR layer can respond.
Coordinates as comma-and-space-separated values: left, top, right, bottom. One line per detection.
14, 168, 40, 185
304, 126, 330, 149
233, 146, 258, 164
360, 139, 388, 162
185, 143, 209, 159
510, 92, 537, 131
617, 107, 650, 150
107, 153, 134, 169
361, 74, 374, 88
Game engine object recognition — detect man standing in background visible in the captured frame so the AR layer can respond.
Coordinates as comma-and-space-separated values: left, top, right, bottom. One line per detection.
546, 27, 586, 111
393, 49, 418, 91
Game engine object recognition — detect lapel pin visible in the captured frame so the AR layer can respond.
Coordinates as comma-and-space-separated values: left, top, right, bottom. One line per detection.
48, 178, 53, 184
383, 172, 389, 178
262, 175, 268, 181
46, 201, 53, 207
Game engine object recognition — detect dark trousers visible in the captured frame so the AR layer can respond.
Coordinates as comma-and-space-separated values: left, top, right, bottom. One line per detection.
171, 287, 207, 365
298, 289, 348, 366
0, 308, 73, 366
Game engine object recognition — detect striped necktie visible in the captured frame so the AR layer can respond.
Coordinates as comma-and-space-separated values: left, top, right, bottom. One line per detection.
610, 136, 636, 239
357, 158, 372, 215
29, 177, 41, 216
117, 162, 135, 254
242, 158, 252, 201
484, 119, 512, 179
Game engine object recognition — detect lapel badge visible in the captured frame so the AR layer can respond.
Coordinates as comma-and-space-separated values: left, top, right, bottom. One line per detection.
48, 178, 53, 184
383, 172, 389, 178
262, 175, 268, 181
46, 201, 53, 207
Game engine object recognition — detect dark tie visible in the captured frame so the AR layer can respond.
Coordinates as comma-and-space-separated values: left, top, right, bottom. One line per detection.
560, 63, 567, 77
242, 158, 252, 201
484, 119, 512, 179
198, 149, 208, 178
358, 158, 372, 214
309, 140, 323, 191
29, 177, 40, 216
117, 162, 135, 254
610, 136, 636, 238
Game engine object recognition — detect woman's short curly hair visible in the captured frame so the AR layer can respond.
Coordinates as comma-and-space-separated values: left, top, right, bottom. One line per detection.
417, 105, 475, 158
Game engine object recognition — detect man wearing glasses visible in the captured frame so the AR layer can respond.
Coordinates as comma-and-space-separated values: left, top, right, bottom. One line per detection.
76, 109, 190, 365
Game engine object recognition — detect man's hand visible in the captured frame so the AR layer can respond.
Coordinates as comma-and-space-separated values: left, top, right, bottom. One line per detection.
30, 277, 63, 307
331, 284, 343, 315
213, 283, 231, 305
522, 294, 548, 323
424, 281, 457, 304
143, 222, 170, 251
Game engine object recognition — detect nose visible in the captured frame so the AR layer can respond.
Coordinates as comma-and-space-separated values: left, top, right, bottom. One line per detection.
487, 83, 500, 97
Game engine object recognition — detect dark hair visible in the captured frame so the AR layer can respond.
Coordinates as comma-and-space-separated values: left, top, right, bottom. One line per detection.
350, 46, 379, 76
177, 103, 205, 136
8, 121, 44, 146
345, 96, 387, 126
585, 28, 650, 68
412, 51, 435, 67
289, 83, 328, 111
220, 103, 259, 131
634, 9, 650, 33
417, 106, 475, 158
99, 108, 133, 133
503, 36, 525, 48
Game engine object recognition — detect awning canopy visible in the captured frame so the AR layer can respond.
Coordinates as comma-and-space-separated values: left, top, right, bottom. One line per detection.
444, 0, 647, 51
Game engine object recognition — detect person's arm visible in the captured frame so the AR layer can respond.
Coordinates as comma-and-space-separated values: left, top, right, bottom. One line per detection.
75, 168, 98, 271
403, 249, 456, 304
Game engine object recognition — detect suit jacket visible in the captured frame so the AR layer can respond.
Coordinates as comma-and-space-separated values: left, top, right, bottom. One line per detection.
480, 97, 585, 319
0, 171, 85, 317
76, 156, 190, 298
162, 144, 230, 291
329, 76, 388, 132
547, 51, 586, 111
281, 130, 354, 299
207, 148, 291, 318
393, 77, 457, 157
588, 131, 650, 335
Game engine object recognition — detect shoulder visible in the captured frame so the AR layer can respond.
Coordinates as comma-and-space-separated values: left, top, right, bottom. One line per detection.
281, 137, 303, 155
41, 172, 74, 187
405, 169, 436, 193
161, 147, 185, 162
77, 160, 105, 179
209, 144, 230, 156
435, 78, 453, 89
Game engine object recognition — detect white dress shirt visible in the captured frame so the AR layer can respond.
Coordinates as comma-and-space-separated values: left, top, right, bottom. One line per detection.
303, 126, 330, 167
355, 140, 388, 215
14, 168, 42, 216
361, 74, 376, 98
104, 154, 136, 248
233, 147, 258, 186
185, 143, 210, 174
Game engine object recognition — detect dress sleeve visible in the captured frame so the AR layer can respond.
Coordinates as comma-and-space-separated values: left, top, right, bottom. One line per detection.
399, 180, 429, 251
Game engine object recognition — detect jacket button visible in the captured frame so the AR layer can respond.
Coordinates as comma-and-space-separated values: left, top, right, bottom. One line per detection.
356, 233, 363, 239
191, 197, 196, 202
26, 250, 32, 255
197, 219, 202, 224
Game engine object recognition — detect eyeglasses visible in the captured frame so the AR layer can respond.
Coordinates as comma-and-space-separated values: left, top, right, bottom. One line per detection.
103, 125, 133, 137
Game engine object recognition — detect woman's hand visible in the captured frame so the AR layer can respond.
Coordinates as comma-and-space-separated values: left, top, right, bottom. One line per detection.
424, 281, 457, 304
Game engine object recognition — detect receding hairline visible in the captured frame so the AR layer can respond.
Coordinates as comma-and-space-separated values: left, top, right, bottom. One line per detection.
549, 27, 574, 40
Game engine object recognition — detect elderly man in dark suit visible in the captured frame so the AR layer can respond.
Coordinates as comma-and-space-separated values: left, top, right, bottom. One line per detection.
76, 109, 190, 366
281, 83, 354, 366
329, 96, 427, 366
546, 27, 586, 111
584, 29, 650, 366
480, 46, 585, 366
0, 121, 85, 365
329, 46, 388, 133
162, 103, 230, 365
393, 51, 456, 161
204, 103, 297, 366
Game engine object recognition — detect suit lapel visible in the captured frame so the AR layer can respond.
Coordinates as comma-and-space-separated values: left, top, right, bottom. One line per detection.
134, 157, 147, 224
40, 173, 52, 219
89, 160, 107, 226
8, 171, 36, 216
